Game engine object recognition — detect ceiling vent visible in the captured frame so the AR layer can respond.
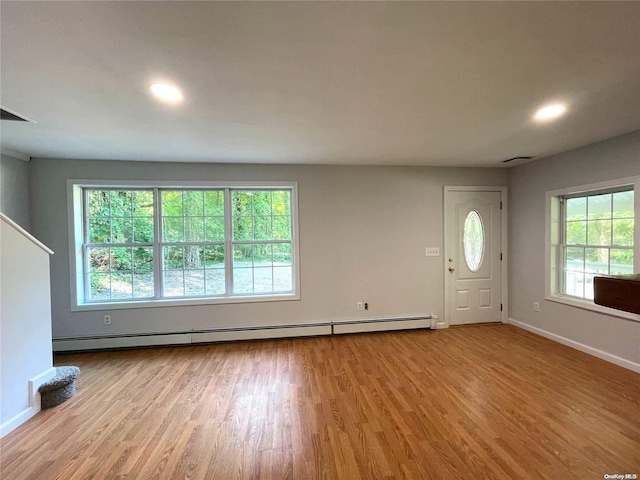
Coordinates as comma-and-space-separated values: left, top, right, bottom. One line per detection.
502, 156, 533, 163
0, 106, 34, 122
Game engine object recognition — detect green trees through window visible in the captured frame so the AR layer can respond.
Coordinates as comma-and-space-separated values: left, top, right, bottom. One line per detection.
83, 186, 295, 303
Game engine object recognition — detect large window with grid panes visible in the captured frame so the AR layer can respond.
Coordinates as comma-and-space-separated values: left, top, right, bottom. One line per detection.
70, 182, 298, 309
560, 187, 634, 299
546, 176, 638, 318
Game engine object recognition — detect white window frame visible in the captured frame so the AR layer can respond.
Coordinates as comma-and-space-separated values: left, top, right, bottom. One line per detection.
545, 175, 640, 322
68, 180, 300, 311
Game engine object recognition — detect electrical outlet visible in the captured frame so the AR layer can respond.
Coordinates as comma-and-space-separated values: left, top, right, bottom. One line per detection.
104, 314, 112, 325
356, 302, 363, 311
425, 247, 440, 257
364, 302, 369, 311
533, 302, 540, 312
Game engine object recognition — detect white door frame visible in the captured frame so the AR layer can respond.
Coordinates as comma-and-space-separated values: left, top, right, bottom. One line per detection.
443, 186, 508, 327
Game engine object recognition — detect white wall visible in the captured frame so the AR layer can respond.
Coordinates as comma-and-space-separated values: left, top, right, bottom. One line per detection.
28, 158, 508, 340
1, 215, 54, 436
509, 130, 640, 370
0, 154, 31, 231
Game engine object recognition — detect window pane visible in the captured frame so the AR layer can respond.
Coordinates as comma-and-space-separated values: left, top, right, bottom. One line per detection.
274, 266, 293, 291
205, 270, 225, 295
204, 191, 224, 216
81, 185, 296, 304
164, 246, 184, 270
273, 243, 292, 265
564, 270, 584, 298
205, 217, 225, 242
613, 191, 634, 218
272, 216, 291, 240
163, 217, 184, 242
183, 191, 204, 216
164, 271, 185, 297
133, 272, 154, 298
89, 218, 110, 243
233, 245, 253, 267
612, 219, 634, 246
185, 217, 205, 242
184, 270, 205, 296
88, 190, 109, 217
565, 221, 586, 245
587, 220, 611, 246
252, 191, 272, 215
254, 216, 272, 240
110, 191, 133, 217
133, 217, 154, 243
565, 247, 584, 272
110, 247, 132, 271
184, 246, 204, 270
88, 247, 110, 272
565, 197, 586, 221
133, 191, 154, 217
233, 217, 253, 240
132, 247, 153, 271
272, 191, 290, 215
254, 244, 273, 266
112, 217, 133, 243
88, 273, 111, 300
587, 194, 611, 219
585, 248, 608, 274
233, 268, 253, 293
254, 267, 273, 292
232, 191, 252, 216
111, 272, 133, 299
610, 249, 633, 275
162, 191, 183, 216
463, 210, 484, 272
204, 246, 225, 268
584, 274, 595, 300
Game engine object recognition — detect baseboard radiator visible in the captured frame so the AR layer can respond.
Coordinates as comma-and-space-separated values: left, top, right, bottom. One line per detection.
52, 315, 438, 352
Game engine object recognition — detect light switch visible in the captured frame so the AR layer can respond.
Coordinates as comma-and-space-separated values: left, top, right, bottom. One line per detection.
425, 247, 440, 257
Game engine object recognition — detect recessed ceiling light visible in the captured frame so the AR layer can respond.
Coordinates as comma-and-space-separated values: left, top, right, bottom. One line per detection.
150, 83, 183, 103
534, 103, 566, 122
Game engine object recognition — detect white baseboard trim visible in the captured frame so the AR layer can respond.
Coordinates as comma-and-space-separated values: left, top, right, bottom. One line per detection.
53, 334, 192, 352
191, 325, 332, 343
507, 317, 640, 374
53, 324, 334, 352
1, 367, 57, 438
333, 316, 432, 335
53, 316, 437, 352
0, 406, 39, 439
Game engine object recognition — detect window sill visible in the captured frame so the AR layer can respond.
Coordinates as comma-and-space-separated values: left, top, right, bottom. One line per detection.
546, 294, 640, 322
71, 293, 300, 312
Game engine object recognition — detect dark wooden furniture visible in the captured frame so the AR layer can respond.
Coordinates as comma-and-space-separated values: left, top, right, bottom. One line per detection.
593, 274, 640, 315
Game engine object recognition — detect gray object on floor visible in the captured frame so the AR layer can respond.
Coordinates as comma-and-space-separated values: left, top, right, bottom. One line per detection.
38, 366, 81, 409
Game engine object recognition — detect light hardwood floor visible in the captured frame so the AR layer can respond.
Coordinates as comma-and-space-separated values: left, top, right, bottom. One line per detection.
1, 324, 638, 479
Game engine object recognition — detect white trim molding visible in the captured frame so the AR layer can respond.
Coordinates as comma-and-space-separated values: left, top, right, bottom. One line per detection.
67, 179, 300, 310
53, 316, 438, 352
508, 317, 640, 374
545, 175, 639, 322
1, 367, 56, 438
0, 213, 54, 255
443, 186, 508, 328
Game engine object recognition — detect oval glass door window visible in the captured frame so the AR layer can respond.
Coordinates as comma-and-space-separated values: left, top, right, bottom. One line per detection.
463, 210, 484, 272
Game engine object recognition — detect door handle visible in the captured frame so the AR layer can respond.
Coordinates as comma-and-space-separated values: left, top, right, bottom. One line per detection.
448, 266, 455, 272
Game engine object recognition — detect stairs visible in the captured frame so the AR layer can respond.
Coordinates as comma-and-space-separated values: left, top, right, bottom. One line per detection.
38, 366, 80, 409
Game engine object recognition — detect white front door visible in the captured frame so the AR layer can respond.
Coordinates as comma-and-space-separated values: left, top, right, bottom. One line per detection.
444, 188, 503, 325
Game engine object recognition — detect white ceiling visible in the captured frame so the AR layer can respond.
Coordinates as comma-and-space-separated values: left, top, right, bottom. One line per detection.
1, 1, 640, 167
